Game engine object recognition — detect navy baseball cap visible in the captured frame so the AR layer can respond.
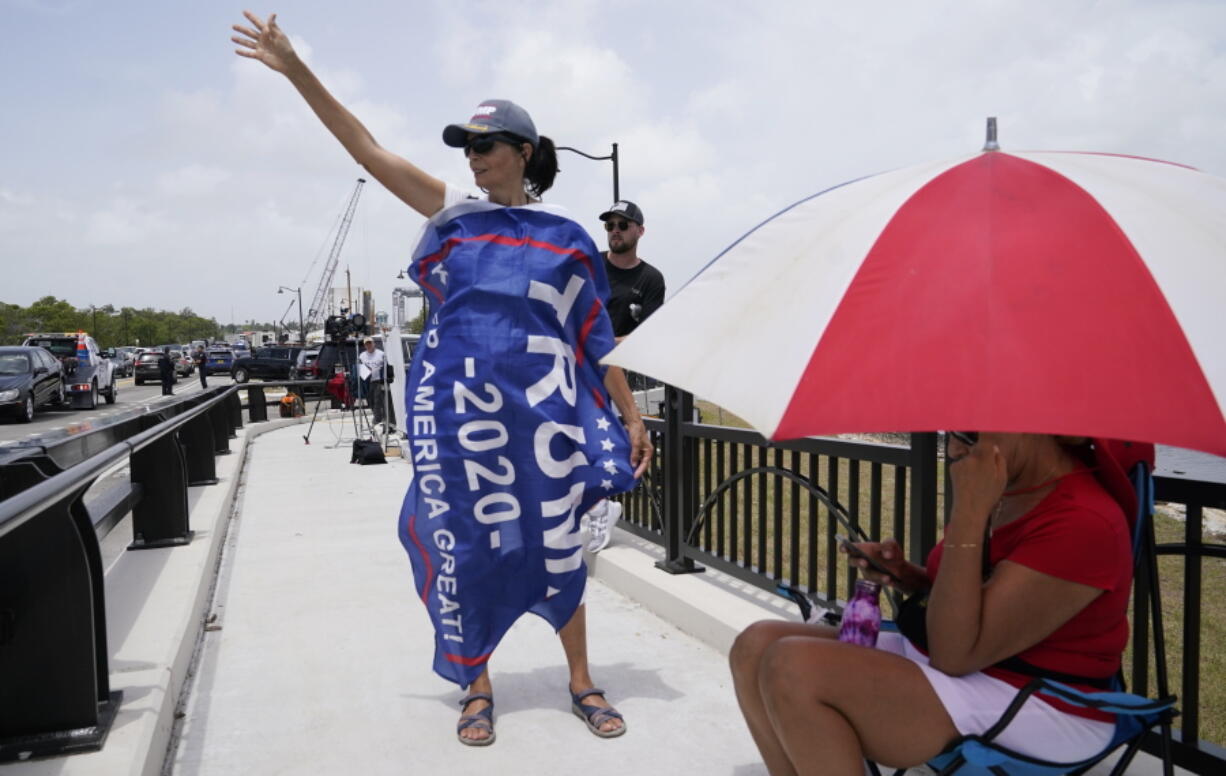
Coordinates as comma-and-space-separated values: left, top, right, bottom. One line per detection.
442, 99, 539, 148
599, 200, 645, 225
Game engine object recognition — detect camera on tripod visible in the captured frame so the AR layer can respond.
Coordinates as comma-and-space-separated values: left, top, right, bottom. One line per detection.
324, 311, 368, 342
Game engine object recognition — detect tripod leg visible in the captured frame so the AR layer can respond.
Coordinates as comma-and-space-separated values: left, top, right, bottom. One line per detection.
303, 390, 326, 444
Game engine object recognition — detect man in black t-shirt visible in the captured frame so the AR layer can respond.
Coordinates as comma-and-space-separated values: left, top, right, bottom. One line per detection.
583, 201, 666, 554
599, 200, 665, 339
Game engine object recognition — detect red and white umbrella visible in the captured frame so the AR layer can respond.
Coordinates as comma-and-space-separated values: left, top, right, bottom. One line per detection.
606, 129, 1226, 457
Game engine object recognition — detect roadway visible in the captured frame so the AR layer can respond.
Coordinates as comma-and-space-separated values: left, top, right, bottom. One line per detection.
0, 373, 225, 447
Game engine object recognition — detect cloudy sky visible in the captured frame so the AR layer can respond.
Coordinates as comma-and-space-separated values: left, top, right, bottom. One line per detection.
2, 0, 1224, 330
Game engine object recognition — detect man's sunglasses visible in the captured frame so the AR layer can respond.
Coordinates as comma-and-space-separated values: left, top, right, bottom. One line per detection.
604, 220, 633, 232
463, 133, 523, 156
946, 431, 980, 446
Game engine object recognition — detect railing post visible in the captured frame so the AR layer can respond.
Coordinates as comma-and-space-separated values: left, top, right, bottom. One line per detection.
227, 390, 242, 437
907, 433, 940, 564
0, 486, 121, 761
0, 456, 61, 501
128, 432, 192, 549
181, 412, 219, 486
210, 401, 231, 456
655, 385, 703, 575
248, 386, 268, 423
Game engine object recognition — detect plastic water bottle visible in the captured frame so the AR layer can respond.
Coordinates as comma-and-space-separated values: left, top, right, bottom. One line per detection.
837, 579, 883, 647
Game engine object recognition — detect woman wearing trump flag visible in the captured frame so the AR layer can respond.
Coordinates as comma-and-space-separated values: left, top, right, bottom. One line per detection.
233, 10, 651, 746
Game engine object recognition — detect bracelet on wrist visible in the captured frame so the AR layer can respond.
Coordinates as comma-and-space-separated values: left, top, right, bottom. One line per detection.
944, 542, 979, 549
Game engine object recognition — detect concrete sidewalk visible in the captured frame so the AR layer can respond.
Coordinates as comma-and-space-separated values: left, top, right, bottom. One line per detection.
167, 420, 769, 776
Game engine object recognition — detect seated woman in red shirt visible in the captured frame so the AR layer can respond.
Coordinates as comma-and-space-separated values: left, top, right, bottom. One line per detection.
729, 433, 1134, 776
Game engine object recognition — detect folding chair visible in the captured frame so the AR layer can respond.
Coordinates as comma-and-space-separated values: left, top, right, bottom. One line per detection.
862, 443, 1178, 776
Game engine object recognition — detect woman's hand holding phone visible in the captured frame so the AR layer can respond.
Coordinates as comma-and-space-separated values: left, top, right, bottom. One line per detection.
837, 536, 919, 590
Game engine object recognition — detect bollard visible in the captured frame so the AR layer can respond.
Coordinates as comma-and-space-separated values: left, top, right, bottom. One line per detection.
0, 486, 122, 761
129, 431, 192, 549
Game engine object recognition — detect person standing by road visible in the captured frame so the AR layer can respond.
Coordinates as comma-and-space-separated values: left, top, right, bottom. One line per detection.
599, 201, 665, 341
232, 11, 650, 748
158, 346, 175, 396
358, 336, 395, 432
195, 345, 209, 390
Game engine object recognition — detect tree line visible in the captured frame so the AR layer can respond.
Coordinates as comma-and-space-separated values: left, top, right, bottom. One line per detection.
0, 296, 274, 350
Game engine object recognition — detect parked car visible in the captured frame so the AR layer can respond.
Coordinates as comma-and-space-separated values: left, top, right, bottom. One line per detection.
134, 351, 180, 385
231, 346, 303, 383
205, 348, 235, 376
21, 332, 117, 409
0, 346, 67, 422
103, 347, 134, 377
175, 351, 195, 376
291, 347, 322, 381
116, 346, 141, 376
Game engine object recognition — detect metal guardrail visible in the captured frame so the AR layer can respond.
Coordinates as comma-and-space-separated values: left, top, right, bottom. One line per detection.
0, 380, 325, 762
617, 385, 1226, 775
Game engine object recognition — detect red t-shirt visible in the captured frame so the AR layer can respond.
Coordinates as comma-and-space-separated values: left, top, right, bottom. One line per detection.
924, 469, 1132, 721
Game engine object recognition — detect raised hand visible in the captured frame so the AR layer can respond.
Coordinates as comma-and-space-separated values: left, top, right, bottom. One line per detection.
231, 11, 298, 74
948, 440, 1008, 529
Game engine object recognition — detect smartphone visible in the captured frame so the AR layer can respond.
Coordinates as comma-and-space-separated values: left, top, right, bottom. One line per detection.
835, 534, 904, 585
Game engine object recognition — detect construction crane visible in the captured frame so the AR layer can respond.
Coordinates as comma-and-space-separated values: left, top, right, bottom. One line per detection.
303, 177, 366, 337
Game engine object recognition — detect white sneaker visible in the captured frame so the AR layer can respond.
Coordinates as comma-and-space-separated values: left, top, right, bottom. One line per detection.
584, 500, 623, 554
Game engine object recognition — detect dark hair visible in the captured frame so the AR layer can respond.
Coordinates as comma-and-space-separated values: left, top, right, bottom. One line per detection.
524, 134, 558, 197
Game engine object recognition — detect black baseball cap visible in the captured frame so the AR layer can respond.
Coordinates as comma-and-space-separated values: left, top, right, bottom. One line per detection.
442, 99, 539, 148
599, 200, 645, 225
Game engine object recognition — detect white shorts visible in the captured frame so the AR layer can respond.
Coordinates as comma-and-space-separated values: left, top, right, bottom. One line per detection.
876, 632, 1114, 763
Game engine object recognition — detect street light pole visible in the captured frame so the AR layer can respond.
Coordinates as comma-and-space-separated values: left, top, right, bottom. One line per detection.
556, 142, 619, 202
279, 286, 306, 344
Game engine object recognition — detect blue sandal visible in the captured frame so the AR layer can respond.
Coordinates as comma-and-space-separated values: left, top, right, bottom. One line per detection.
456, 692, 495, 746
570, 687, 626, 738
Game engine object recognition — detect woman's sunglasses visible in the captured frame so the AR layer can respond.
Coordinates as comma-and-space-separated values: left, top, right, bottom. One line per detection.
604, 220, 633, 232
463, 132, 522, 156
946, 431, 980, 446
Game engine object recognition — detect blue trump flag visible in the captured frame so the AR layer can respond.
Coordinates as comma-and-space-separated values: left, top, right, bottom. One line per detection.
397, 200, 638, 687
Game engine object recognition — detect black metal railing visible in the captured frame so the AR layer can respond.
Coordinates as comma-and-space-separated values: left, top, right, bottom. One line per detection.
0, 380, 322, 762
616, 385, 1226, 774
1145, 476, 1226, 773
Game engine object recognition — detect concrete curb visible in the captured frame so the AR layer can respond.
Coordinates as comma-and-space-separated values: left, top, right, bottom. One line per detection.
9, 416, 308, 776
586, 533, 793, 656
